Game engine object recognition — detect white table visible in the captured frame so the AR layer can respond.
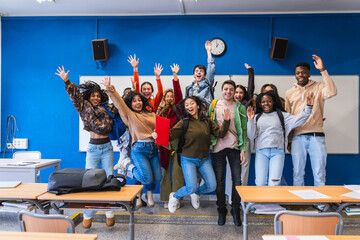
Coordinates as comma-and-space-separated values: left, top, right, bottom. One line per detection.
0, 159, 61, 183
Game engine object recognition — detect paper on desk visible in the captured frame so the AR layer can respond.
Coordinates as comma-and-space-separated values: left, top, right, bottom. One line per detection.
295, 237, 329, 240
288, 190, 331, 199
344, 185, 360, 191
342, 190, 360, 199
263, 236, 329, 240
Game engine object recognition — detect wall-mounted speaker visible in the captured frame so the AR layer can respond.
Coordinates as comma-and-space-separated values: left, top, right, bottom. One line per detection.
92, 39, 109, 61
270, 37, 288, 60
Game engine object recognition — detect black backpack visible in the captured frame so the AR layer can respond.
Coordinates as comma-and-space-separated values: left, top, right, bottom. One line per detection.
47, 168, 126, 195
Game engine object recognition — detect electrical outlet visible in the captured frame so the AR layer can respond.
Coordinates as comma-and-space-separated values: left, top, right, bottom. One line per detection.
11, 138, 28, 149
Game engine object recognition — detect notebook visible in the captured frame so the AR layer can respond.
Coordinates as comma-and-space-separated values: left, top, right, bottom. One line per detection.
0, 181, 22, 188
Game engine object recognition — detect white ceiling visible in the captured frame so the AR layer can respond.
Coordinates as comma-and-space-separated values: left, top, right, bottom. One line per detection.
0, 0, 360, 17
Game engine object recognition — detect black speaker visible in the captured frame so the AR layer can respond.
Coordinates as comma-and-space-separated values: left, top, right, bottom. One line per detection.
92, 39, 109, 61
270, 37, 288, 60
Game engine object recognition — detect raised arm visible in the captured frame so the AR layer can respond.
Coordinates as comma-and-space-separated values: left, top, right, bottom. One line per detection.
56, 66, 87, 114
128, 54, 140, 93
312, 54, 337, 100
102, 76, 133, 126
245, 63, 255, 100
205, 41, 215, 85
152, 63, 164, 112
171, 64, 183, 104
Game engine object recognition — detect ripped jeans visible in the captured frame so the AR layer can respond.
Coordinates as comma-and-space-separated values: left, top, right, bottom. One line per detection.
255, 148, 284, 186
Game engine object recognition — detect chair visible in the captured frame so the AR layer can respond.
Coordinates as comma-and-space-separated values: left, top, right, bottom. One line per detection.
18, 211, 75, 233
274, 210, 343, 235
13, 151, 42, 182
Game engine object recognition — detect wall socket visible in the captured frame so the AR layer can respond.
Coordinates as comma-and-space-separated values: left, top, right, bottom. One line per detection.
7, 138, 28, 149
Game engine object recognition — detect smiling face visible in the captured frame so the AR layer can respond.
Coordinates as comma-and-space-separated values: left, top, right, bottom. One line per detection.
89, 91, 101, 107
131, 95, 143, 112
234, 87, 245, 102
193, 67, 206, 83
164, 91, 174, 105
141, 83, 153, 99
185, 98, 199, 119
222, 84, 235, 101
260, 95, 274, 113
295, 66, 311, 87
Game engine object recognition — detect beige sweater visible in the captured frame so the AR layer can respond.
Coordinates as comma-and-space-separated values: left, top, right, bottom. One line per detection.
285, 70, 337, 135
107, 86, 156, 145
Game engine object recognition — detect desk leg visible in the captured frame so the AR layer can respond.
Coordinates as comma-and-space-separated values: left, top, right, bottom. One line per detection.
121, 202, 135, 240
336, 202, 356, 213
242, 201, 255, 240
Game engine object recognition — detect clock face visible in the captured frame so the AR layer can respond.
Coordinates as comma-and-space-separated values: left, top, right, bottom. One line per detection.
210, 38, 226, 56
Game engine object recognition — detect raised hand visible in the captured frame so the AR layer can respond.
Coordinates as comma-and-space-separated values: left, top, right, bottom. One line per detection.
170, 63, 180, 81
247, 106, 255, 120
205, 41, 212, 52
101, 76, 111, 88
312, 54, 326, 72
222, 108, 231, 121
154, 63, 163, 79
55, 66, 69, 82
127, 54, 139, 70
307, 92, 315, 106
244, 63, 251, 69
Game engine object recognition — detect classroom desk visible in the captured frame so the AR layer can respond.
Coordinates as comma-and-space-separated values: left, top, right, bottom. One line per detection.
38, 185, 143, 240
0, 231, 98, 240
263, 235, 360, 240
0, 159, 61, 183
0, 183, 49, 213
318, 186, 360, 213
236, 186, 344, 240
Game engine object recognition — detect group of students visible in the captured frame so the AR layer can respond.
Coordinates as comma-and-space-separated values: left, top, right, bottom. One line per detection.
55, 41, 337, 228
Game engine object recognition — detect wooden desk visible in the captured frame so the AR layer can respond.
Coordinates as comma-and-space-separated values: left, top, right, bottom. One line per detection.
316, 186, 360, 212
0, 159, 61, 183
263, 235, 360, 240
0, 183, 49, 212
38, 185, 143, 240
0, 231, 97, 240
236, 186, 344, 240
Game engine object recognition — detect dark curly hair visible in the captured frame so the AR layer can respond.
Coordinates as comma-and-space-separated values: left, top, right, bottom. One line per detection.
255, 90, 285, 114
79, 81, 109, 105
124, 92, 152, 113
177, 96, 208, 121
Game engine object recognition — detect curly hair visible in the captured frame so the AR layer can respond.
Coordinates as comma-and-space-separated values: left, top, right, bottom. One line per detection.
255, 90, 285, 114
177, 96, 208, 121
124, 91, 152, 113
79, 81, 109, 105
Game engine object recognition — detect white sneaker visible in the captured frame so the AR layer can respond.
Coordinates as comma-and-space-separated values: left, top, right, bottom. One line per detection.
146, 191, 155, 208
114, 157, 131, 170
164, 201, 180, 209
190, 193, 200, 209
168, 192, 180, 214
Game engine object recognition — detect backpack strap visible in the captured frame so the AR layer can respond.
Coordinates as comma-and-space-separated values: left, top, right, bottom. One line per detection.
210, 99, 218, 120
103, 105, 114, 118
276, 109, 286, 149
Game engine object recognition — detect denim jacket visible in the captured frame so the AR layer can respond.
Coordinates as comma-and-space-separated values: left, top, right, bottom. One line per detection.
185, 58, 215, 105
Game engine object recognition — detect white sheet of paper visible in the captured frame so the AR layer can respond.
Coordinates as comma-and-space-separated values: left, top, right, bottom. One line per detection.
344, 185, 360, 191
342, 191, 360, 199
288, 190, 331, 199
262, 236, 329, 240
0, 181, 21, 188
262, 236, 287, 240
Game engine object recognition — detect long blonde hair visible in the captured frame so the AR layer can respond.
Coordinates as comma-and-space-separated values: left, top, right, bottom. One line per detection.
157, 88, 174, 117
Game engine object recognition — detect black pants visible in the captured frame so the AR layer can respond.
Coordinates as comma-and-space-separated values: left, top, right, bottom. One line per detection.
213, 148, 242, 209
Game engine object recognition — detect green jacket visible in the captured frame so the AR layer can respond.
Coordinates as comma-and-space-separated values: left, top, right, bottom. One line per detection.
208, 99, 247, 151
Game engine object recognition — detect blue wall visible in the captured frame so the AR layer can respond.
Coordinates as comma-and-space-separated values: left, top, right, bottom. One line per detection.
1, 14, 360, 185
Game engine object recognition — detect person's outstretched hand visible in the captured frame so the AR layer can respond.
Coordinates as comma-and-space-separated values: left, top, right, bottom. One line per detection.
55, 66, 69, 82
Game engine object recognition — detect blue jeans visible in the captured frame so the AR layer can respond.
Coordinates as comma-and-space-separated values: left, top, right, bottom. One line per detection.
291, 135, 327, 186
255, 148, 285, 186
174, 155, 216, 199
130, 142, 162, 191
85, 142, 114, 177
84, 141, 114, 219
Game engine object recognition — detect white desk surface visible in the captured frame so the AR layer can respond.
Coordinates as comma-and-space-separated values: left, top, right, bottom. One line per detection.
0, 159, 61, 168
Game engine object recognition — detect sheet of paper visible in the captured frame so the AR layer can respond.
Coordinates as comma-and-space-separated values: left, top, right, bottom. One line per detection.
262, 236, 287, 240
297, 236, 329, 240
263, 236, 329, 240
342, 191, 360, 199
0, 181, 21, 188
344, 185, 360, 191
288, 190, 331, 199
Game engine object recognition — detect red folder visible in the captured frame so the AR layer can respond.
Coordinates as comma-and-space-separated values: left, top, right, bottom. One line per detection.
155, 115, 170, 148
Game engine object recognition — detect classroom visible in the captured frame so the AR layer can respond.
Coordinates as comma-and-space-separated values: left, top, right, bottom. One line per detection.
0, 0, 360, 239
